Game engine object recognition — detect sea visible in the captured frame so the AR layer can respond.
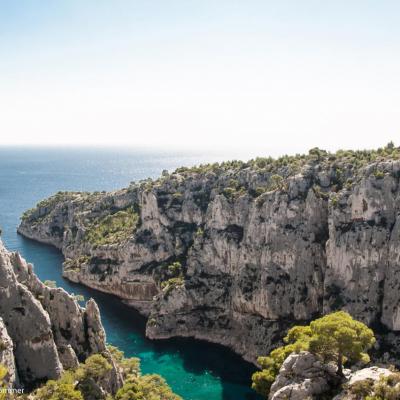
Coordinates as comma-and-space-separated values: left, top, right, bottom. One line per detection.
0, 146, 262, 400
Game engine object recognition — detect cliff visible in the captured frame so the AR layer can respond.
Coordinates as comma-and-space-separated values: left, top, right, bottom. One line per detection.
17, 145, 400, 364
0, 239, 117, 390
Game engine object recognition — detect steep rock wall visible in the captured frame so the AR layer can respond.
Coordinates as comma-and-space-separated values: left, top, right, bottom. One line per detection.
0, 239, 111, 388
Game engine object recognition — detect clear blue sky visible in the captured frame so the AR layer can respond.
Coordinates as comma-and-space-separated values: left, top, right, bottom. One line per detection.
1, 1, 399, 156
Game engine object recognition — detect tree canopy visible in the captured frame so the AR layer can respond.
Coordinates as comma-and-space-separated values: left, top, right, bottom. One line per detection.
31, 349, 181, 400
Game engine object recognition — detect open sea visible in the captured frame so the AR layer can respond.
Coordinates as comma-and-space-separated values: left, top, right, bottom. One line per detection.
0, 146, 261, 400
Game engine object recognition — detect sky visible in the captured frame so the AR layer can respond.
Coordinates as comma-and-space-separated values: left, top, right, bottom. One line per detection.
0, 0, 399, 157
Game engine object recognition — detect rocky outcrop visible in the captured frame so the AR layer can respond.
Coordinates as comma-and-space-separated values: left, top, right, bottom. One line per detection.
268, 352, 340, 400
268, 352, 395, 400
0, 239, 115, 389
17, 148, 400, 364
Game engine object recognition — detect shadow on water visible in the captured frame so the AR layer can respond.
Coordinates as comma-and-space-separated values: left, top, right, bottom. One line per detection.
18, 236, 261, 400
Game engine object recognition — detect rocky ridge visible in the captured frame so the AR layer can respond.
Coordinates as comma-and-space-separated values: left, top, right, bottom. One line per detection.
268, 351, 396, 400
17, 145, 400, 364
0, 239, 118, 390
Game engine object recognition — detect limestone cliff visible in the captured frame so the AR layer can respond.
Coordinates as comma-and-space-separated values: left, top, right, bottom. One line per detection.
0, 239, 113, 389
17, 146, 400, 364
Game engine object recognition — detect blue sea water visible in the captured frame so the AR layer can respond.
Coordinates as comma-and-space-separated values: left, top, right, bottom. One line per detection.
0, 147, 261, 400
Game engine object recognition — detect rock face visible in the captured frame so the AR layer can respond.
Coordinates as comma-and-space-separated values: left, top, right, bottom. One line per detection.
17, 149, 400, 363
0, 239, 111, 389
268, 352, 339, 400
0, 318, 18, 387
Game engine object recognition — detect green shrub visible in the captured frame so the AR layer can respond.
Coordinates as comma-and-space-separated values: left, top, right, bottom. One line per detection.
85, 208, 140, 246
72, 294, 85, 302
254, 186, 267, 197
29, 346, 181, 400
371, 373, 400, 400
116, 374, 181, 400
34, 371, 83, 400
107, 345, 141, 378
346, 372, 400, 400
347, 379, 374, 399
313, 185, 329, 199
161, 277, 184, 295
44, 280, 57, 288
196, 227, 204, 237
167, 262, 182, 277
75, 354, 112, 381
331, 195, 339, 208
268, 174, 285, 191
0, 364, 7, 400
374, 170, 385, 179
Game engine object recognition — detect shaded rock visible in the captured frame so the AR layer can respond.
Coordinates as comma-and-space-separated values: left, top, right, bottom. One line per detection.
0, 240, 63, 387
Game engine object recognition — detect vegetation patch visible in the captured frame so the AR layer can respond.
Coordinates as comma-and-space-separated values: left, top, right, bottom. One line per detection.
0, 346, 181, 400
344, 372, 400, 400
158, 261, 185, 296
64, 256, 91, 272
85, 207, 140, 246
21, 191, 80, 221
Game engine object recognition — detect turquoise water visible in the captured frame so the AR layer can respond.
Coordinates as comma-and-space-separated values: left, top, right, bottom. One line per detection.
0, 147, 261, 400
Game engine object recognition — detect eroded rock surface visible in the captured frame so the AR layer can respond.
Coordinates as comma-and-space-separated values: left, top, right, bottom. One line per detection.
0, 239, 112, 389
269, 351, 339, 400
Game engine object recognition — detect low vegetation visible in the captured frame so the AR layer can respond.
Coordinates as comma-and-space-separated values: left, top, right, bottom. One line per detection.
0, 346, 181, 400
173, 142, 400, 178
159, 262, 185, 296
21, 191, 81, 222
345, 372, 400, 400
84, 208, 140, 246
136, 143, 400, 205
44, 280, 57, 288
251, 311, 376, 397
0, 364, 7, 400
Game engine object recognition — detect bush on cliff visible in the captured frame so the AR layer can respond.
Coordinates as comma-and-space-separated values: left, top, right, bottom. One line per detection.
115, 374, 181, 400
0, 364, 8, 400
34, 355, 112, 400
345, 372, 400, 400
251, 311, 376, 397
31, 349, 181, 400
85, 208, 140, 246
35, 371, 83, 400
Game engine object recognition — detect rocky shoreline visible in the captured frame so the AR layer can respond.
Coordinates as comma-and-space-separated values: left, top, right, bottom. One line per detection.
17, 146, 400, 365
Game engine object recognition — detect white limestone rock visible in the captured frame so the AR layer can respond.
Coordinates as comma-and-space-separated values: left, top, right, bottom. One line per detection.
268, 352, 339, 400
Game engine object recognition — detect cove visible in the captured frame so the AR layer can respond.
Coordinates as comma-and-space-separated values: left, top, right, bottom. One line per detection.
0, 147, 262, 400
